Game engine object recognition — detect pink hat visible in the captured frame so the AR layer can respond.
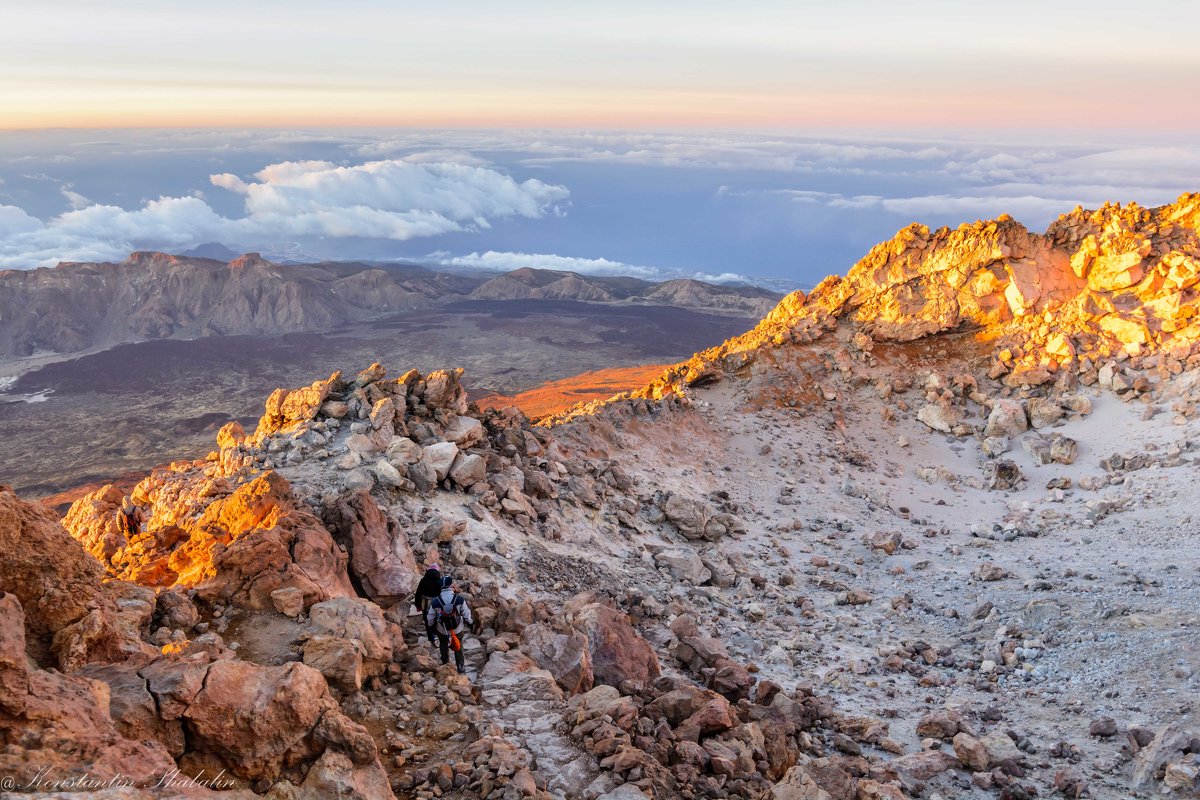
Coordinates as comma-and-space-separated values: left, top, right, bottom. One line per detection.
428, 562, 440, 571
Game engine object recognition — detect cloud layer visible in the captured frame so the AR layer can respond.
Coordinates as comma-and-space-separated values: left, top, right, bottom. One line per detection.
1, 129, 1196, 284
437, 250, 759, 286
0, 159, 568, 268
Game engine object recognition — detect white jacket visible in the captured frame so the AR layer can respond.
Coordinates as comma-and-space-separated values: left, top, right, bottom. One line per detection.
425, 588, 472, 635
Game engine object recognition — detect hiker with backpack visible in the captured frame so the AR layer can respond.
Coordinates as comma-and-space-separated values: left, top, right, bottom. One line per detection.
118, 498, 141, 540
425, 575, 473, 673
414, 562, 443, 647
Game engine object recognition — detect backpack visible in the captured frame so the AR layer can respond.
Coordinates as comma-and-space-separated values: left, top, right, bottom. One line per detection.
434, 593, 463, 631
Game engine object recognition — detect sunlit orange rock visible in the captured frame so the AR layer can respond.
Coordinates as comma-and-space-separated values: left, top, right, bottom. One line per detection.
63, 471, 355, 612
546, 192, 1200, 413
0, 486, 154, 671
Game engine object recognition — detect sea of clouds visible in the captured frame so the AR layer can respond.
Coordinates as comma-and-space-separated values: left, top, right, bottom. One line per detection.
1, 129, 1197, 285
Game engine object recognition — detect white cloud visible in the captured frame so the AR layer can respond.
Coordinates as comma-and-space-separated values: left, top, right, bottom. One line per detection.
751, 188, 1093, 226
61, 188, 91, 210
436, 250, 762, 287
0, 205, 43, 236
843, 193, 1081, 222
439, 250, 662, 280
210, 159, 567, 240
0, 159, 569, 269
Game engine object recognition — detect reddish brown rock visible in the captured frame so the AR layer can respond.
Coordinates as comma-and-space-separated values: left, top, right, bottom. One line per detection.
64, 471, 356, 613
571, 601, 660, 689
179, 658, 389, 792
321, 490, 420, 602
521, 623, 594, 695
0, 486, 153, 670
0, 594, 178, 788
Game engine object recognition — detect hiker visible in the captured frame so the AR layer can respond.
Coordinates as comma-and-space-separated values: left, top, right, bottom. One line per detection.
118, 499, 141, 539
425, 575, 473, 673
414, 562, 443, 646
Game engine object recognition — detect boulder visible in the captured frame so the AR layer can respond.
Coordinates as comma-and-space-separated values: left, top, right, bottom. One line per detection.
422, 442, 459, 482
571, 602, 660, 689
272, 748, 396, 799
953, 731, 989, 771
661, 493, 740, 542
984, 399, 1028, 438
1026, 396, 1065, 428
407, 460, 438, 494
345, 433, 379, 455
915, 710, 963, 739
373, 459, 405, 488
422, 369, 469, 414
520, 623, 594, 694
303, 635, 365, 693
354, 362, 386, 386
1088, 251, 1145, 291
980, 730, 1023, 767
917, 402, 959, 433
385, 436, 423, 464
890, 749, 961, 782
770, 765, 833, 800
308, 597, 393, 676
1050, 435, 1078, 465
320, 400, 349, 418
216, 420, 247, 450
181, 659, 383, 787
654, 548, 712, 584
675, 694, 739, 742
984, 459, 1022, 490
422, 515, 467, 544
271, 587, 305, 618
444, 415, 485, 447
344, 469, 374, 492
368, 397, 396, 431
1023, 433, 1078, 466
321, 491, 419, 601
648, 686, 723, 725
154, 589, 199, 630
449, 453, 487, 488
0, 594, 178, 787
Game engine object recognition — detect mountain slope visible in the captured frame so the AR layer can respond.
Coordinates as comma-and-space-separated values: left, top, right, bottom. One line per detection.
0, 257, 781, 360
549, 193, 1200, 417
7, 194, 1199, 800
0, 252, 425, 357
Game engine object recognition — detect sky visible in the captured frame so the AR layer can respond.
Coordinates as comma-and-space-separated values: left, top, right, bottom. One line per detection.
0, 3, 1198, 285
4, 1, 1199, 130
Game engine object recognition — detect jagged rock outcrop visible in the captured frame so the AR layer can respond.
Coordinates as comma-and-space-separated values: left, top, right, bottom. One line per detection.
0, 486, 155, 671
70, 652, 394, 795
64, 471, 356, 612
548, 193, 1200, 419
1, 484, 395, 798
0, 593, 179, 787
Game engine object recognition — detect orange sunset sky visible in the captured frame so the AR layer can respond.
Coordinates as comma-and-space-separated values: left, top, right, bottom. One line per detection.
3, 0, 1197, 130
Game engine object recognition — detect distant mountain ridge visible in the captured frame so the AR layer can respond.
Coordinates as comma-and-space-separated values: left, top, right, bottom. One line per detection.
0, 253, 780, 359
467, 266, 778, 313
